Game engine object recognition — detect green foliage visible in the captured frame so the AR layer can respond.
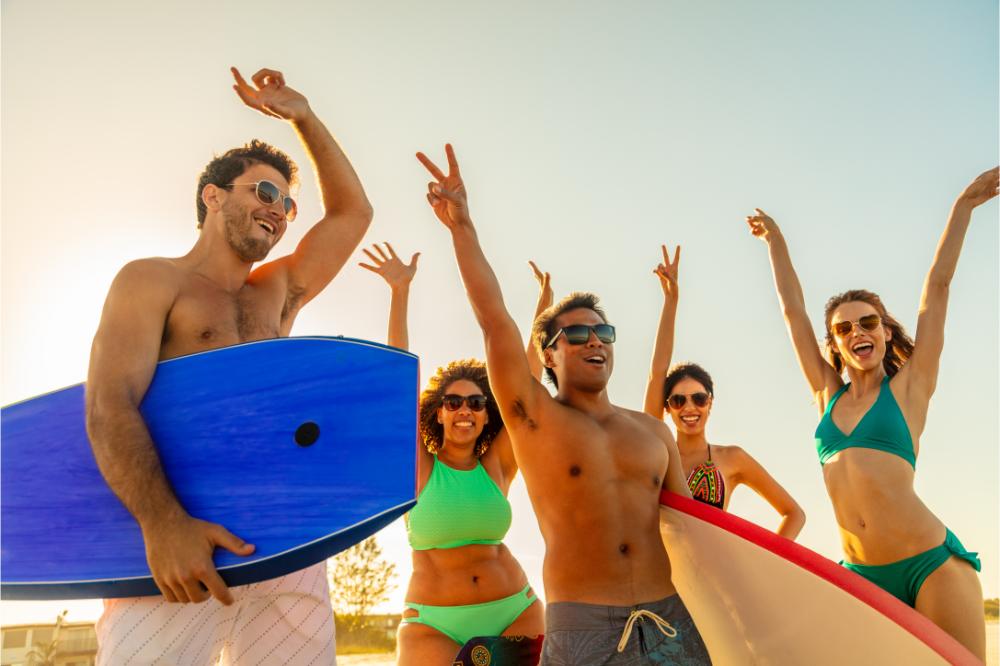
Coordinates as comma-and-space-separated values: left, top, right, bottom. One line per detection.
985, 598, 998, 621
329, 537, 397, 631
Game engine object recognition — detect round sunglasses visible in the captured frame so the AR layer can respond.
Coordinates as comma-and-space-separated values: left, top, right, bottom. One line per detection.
667, 392, 710, 410
223, 179, 298, 222
831, 314, 881, 338
442, 394, 488, 412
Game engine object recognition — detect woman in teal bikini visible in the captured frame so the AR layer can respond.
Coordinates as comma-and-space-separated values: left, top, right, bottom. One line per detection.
747, 166, 997, 660
642, 245, 805, 538
360, 243, 549, 664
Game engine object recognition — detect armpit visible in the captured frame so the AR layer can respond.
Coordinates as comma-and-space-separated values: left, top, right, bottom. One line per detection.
510, 398, 538, 430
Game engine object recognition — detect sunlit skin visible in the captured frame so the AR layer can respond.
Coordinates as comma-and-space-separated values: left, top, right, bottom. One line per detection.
748, 165, 997, 659
84, 66, 373, 607
361, 246, 546, 664
414, 144, 692, 621
642, 244, 805, 539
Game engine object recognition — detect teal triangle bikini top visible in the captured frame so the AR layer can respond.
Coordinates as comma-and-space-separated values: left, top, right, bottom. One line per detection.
814, 376, 916, 469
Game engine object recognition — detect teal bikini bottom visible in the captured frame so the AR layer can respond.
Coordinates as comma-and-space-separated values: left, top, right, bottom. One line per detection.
841, 529, 980, 607
403, 584, 536, 646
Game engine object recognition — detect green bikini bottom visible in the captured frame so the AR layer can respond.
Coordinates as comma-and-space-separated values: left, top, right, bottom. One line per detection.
403, 584, 536, 646
841, 529, 981, 607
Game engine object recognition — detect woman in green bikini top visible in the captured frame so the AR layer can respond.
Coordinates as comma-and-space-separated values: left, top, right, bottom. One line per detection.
747, 166, 997, 661
360, 243, 548, 665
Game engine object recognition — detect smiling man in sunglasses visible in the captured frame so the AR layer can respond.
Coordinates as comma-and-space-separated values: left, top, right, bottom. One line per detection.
417, 144, 710, 665
85, 67, 373, 664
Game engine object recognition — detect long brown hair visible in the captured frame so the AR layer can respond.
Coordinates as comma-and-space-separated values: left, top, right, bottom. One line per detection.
823, 289, 914, 377
418, 359, 503, 457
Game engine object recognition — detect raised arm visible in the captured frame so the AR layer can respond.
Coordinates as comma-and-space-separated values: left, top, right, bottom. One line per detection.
730, 447, 806, 540
359, 242, 420, 350
526, 260, 554, 381
643, 245, 680, 417
904, 167, 999, 400
86, 261, 253, 605
232, 67, 373, 308
748, 209, 841, 409
416, 145, 549, 429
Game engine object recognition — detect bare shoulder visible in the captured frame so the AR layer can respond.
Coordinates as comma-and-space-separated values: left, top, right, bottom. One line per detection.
620, 406, 673, 440
112, 257, 183, 288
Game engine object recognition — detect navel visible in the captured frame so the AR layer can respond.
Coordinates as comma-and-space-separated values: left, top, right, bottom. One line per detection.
652, 475, 661, 488
619, 543, 630, 555
569, 465, 581, 477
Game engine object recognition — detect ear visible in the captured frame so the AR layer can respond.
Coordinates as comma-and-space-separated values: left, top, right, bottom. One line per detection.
202, 184, 225, 215
542, 347, 556, 368
884, 324, 893, 342
436, 407, 444, 425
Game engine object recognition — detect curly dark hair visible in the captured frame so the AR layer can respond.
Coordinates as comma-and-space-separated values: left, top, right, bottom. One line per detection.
418, 359, 503, 457
663, 363, 715, 406
195, 139, 298, 228
531, 292, 609, 388
823, 289, 914, 378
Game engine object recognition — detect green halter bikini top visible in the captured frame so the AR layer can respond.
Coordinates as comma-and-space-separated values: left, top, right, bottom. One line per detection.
406, 456, 513, 550
814, 376, 916, 469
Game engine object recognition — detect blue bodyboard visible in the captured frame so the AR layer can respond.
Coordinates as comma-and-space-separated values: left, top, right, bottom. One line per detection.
1, 336, 418, 600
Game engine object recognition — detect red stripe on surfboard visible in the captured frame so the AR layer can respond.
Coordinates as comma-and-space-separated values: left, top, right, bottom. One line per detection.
659, 491, 980, 666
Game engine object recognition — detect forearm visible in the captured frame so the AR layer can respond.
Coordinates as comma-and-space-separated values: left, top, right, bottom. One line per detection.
766, 233, 809, 318
923, 201, 974, 294
87, 405, 186, 529
387, 285, 410, 350
292, 110, 372, 219
450, 226, 517, 332
644, 296, 677, 415
775, 506, 806, 540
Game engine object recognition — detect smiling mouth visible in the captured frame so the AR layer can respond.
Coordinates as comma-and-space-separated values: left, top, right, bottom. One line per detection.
584, 355, 606, 365
680, 414, 701, 426
255, 218, 276, 235
852, 342, 874, 357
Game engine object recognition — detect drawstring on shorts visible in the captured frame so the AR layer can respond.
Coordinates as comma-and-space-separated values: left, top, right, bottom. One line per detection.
616, 609, 677, 653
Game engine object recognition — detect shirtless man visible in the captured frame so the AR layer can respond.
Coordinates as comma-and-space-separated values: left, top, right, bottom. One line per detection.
416, 144, 710, 665
85, 67, 372, 664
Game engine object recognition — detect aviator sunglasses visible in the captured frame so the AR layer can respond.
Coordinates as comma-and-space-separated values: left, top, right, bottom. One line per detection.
544, 324, 616, 349
442, 394, 488, 412
667, 392, 711, 410
222, 180, 298, 222
831, 314, 881, 338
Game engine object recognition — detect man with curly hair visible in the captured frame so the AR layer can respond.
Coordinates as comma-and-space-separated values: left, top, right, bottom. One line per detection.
85, 67, 373, 664
416, 142, 710, 665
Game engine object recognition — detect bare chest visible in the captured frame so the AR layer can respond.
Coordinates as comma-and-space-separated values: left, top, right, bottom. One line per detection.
521, 414, 668, 496
160, 281, 286, 359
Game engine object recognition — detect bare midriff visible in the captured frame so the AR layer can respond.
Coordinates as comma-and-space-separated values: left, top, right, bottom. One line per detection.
406, 543, 529, 607
823, 448, 944, 564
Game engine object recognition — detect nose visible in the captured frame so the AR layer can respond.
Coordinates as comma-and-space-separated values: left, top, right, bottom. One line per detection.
585, 330, 603, 346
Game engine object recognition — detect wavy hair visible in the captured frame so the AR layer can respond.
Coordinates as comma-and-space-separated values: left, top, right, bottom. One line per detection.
823, 289, 914, 377
418, 359, 503, 457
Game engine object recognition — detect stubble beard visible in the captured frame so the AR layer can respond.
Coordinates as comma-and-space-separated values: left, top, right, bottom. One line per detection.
223, 204, 272, 263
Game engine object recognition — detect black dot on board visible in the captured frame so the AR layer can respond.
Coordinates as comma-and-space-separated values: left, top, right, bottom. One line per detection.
295, 422, 320, 447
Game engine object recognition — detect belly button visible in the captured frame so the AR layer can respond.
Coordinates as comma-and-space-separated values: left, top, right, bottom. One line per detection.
472, 576, 479, 584
619, 543, 629, 555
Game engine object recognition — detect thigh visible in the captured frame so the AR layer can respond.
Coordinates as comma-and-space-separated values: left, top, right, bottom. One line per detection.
915, 555, 985, 662
96, 595, 232, 665
397, 614, 461, 666
502, 597, 544, 637
225, 563, 335, 666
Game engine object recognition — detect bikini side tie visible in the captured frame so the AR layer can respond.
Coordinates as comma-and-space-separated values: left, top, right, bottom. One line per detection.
616, 609, 678, 653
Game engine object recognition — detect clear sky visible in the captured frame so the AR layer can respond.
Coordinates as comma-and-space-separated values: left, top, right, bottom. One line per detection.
2, 0, 997, 626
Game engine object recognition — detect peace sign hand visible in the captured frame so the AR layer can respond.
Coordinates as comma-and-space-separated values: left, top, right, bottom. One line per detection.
654, 245, 680, 298
231, 67, 310, 122
416, 144, 471, 230
359, 243, 420, 290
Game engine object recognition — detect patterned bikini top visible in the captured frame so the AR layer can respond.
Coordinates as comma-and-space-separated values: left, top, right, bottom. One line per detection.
686, 445, 726, 510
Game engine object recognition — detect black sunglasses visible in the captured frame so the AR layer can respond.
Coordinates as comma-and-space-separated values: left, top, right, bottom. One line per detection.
442, 394, 488, 412
223, 180, 298, 222
667, 392, 710, 410
544, 324, 616, 349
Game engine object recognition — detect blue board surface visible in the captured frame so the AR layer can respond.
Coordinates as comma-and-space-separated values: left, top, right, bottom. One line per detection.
1, 336, 418, 600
